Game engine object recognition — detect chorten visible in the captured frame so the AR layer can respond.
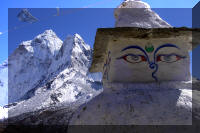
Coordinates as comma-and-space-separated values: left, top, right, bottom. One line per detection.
68, 0, 200, 126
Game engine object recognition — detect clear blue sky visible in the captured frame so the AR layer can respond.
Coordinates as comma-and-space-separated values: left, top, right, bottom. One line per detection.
1, 0, 199, 63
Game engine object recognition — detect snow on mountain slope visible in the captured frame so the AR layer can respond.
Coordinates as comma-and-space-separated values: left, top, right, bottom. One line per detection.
0, 61, 8, 107
1, 30, 102, 119
0, 106, 8, 121
8, 30, 63, 103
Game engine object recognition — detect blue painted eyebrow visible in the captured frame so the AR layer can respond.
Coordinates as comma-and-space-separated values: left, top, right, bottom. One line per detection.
121, 45, 148, 55
122, 45, 145, 52
154, 43, 179, 55
122, 44, 179, 53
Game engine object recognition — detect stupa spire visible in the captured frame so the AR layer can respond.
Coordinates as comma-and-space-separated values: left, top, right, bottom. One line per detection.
115, 0, 172, 28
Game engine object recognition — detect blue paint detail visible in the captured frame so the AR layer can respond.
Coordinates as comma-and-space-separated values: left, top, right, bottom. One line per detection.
149, 62, 158, 81
117, 44, 184, 82
103, 51, 111, 80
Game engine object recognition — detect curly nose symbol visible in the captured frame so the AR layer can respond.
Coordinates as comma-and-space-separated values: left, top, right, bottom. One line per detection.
149, 63, 156, 69
149, 62, 158, 82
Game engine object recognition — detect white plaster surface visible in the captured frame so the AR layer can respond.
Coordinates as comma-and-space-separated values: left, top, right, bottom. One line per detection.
69, 81, 192, 125
114, 0, 172, 28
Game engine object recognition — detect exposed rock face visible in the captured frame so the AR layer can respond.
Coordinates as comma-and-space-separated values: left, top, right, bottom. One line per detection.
0, 30, 102, 121
114, 0, 172, 28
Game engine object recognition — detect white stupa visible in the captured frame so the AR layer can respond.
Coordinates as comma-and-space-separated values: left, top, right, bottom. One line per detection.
68, 0, 200, 128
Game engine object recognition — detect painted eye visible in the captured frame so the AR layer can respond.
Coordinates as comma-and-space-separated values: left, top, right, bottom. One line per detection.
156, 54, 185, 63
121, 54, 147, 64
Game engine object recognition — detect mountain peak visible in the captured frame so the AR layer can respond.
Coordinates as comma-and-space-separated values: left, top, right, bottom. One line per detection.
74, 33, 86, 43
31, 29, 59, 43
74, 33, 82, 38
73, 33, 90, 51
43, 29, 57, 36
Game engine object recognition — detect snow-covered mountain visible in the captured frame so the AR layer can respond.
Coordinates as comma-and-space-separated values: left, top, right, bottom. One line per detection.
0, 30, 102, 120
0, 61, 8, 107
0, 60, 8, 121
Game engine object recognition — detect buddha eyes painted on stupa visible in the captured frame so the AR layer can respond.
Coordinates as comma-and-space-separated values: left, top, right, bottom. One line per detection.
117, 53, 185, 64
116, 43, 187, 81
117, 43, 186, 64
